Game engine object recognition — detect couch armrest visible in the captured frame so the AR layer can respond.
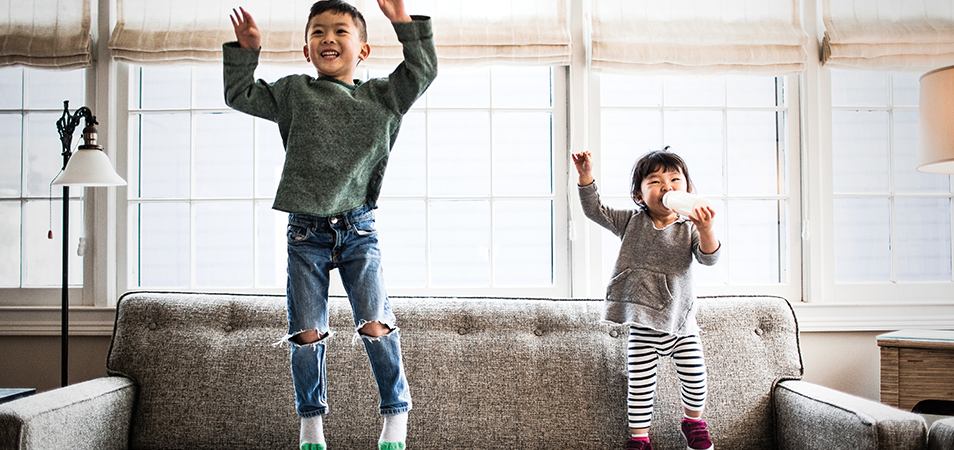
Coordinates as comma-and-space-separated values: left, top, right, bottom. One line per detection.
775, 380, 927, 450
929, 417, 954, 450
0, 377, 136, 450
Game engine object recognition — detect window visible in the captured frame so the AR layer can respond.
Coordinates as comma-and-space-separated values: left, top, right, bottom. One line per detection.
127, 64, 287, 290
376, 66, 564, 294
127, 64, 567, 295
830, 70, 953, 295
0, 66, 86, 298
594, 73, 797, 297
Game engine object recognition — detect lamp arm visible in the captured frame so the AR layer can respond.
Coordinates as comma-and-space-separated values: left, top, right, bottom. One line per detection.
56, 101, 98, 160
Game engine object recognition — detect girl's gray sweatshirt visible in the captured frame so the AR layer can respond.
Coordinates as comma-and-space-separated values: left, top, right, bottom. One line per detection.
579, 182, 720, 336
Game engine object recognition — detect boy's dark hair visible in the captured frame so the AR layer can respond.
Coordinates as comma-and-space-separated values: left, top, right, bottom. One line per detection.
630, 146, 694, 205
306, 0, 368, 43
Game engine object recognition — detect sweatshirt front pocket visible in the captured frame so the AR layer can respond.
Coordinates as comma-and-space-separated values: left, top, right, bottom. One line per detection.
605, 268, 673, 312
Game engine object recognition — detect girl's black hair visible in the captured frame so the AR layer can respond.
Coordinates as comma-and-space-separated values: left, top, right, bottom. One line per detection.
630, 146, 694, 205
307, 0, 368, 42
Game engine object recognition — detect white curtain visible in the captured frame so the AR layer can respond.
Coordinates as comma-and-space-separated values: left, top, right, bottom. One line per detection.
108, 0, 571, 67
821, 0, 954, 71
591, 0, 810, 75
0, 0, 92, 69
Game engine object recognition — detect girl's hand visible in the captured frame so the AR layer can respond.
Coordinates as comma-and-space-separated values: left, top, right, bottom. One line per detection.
230, 7, 261, 50
378, 0, 412, 23
571, 151, 595, 186
691, 206, 720, 254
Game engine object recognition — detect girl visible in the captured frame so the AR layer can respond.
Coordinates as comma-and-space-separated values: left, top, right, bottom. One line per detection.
572, 149, 720, 450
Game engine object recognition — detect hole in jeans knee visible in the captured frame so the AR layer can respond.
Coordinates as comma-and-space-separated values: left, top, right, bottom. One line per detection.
292, 329, 326, 345
358, 321, 392, 338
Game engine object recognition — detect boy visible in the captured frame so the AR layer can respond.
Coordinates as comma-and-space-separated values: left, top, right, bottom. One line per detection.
224, 1, 437, 449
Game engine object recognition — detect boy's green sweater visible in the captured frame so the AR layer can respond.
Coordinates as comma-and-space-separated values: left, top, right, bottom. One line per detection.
223, 18, 437, 217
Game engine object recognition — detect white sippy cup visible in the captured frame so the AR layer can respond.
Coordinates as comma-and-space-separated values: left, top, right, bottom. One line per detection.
662, 191, 712, 220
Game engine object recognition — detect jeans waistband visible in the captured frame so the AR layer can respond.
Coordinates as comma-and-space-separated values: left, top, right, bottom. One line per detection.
289, 204, 373, 229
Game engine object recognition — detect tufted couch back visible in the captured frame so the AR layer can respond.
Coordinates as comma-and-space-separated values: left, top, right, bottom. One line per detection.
106, 292, 801, 450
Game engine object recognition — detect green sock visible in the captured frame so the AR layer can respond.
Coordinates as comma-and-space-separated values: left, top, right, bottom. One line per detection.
378, 442, 405, 450
300, 444, 326, 450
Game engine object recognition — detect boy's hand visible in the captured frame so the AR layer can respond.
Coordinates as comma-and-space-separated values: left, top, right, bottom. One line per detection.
230, 7, 261, 50
571, 151, 595, 186
378, 0, 412, 23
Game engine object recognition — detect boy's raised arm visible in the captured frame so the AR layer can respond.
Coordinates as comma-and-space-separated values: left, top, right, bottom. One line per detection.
230, 7, 262, 50
377, 0, 412, 23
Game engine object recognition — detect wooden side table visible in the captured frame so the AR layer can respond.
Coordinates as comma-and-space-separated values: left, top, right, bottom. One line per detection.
878, 330, 954, 411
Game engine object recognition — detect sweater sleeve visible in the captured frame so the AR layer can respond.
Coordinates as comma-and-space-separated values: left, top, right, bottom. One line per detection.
578, 182, 634, 237
375, 16, 438, 114
222, 42, 282, 122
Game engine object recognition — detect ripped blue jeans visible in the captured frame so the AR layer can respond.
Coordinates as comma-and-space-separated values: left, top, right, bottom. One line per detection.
284, 205, 411, 418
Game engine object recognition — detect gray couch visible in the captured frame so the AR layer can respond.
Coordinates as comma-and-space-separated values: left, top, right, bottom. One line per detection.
930, 418, 954, 449
0, 292, 928, 450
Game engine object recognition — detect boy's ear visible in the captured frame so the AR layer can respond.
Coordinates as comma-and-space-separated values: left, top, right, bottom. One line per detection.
303, 45, 310, 62
358, 43, 371, 61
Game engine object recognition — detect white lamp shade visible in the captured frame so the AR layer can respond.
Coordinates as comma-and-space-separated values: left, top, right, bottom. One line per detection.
52, 148, 127, 186
918, 65, 954, 174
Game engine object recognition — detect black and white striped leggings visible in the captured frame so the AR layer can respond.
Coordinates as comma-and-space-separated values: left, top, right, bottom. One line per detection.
627, 326, 708, 430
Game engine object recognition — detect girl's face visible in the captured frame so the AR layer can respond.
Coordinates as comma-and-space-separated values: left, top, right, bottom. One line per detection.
638, 167, 689, 220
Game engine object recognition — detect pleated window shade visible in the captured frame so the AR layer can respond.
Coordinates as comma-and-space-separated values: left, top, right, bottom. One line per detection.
107, 0, 571, 67
0, 0, 92, 69
591, 0, 811, 75
821, 0, 954, 71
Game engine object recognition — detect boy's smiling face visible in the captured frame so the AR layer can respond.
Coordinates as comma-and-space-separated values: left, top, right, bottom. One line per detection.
303, 11, 370, 84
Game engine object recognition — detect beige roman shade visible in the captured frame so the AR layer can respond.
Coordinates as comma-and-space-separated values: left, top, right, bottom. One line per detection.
0, 0, 92, 68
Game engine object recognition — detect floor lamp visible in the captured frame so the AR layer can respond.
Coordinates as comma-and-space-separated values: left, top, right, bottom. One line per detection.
50, 101, 125, 387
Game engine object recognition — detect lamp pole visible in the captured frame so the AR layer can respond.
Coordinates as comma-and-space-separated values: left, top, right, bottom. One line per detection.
55, 100, 96, 387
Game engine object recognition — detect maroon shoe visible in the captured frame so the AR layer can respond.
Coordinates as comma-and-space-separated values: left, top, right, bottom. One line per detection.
681, 418, 713, 450
624, 437, 653, 450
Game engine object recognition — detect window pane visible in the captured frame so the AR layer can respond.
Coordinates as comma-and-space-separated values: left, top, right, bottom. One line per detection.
727, 199, 786, 283
0, 67, 23, 109
834, 197, 890, 282
25, 112, 70, 197
491, 66, 552, 109
426, 67, 490, 108
896, 198, 952, 281
665, 110, 724, 195
727, 76, 779, 108
137, 113, 192, 198
429, 200, 490, 286
195, 65, 227, 109
134, 202, 190, 287
25, 69, 84, 110
727, 110, 782, 196
831, 70, 888, 107
139, 66, 192, 109
257, 201, 285, 288
600, 73, 662, 107
195, 202, 253, 287
832, 110, 889, 193
892, 72, 920, 107
0, 114, 22, 197
493, 199, 553, 286
600, 110, 662, 197
195, 112, 253, 198
23, 199, 83, 287
894, 109, 950, 193
428, 111, 490, 196
377, 199, 427, 287
382, 111, 426, 197
256, 119, 286, 198
664, 76, 725, 107
0, 201, 20, 287
492, 111, 552, 196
